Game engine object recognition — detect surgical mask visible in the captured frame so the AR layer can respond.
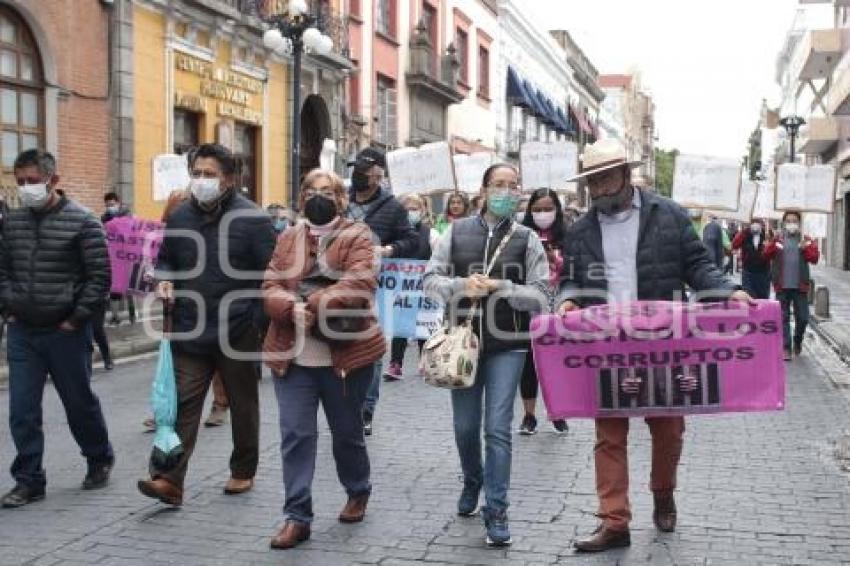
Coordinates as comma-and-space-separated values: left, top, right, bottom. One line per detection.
408, 210, 421, 225
190, 178, 221, 204
532, 210, 557, 230
106, 205, 119, 214
487, 194, 519, 218
593, 185, 632, 216
784, 222, 800, 235
273, 219, 287, 232
750, 224, 762, 234
18, 182, 49, 209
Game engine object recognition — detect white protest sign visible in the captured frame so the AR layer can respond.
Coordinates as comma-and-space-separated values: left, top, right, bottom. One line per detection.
452, 152, 493, 193
752, 181, 783, 220
803, 212, 828, 239
520, 141, 578, 190
152, 154, 190, 202
705, 180, 758, 222
672, 154, 741, 211
775, 163, 836, 213
386, 142, 455, 195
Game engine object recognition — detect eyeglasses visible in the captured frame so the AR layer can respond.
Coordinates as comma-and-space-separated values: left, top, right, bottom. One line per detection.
303, 186, 336, 199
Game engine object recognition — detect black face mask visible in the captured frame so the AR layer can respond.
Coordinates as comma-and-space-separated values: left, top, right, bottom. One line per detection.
351, 169, 370, 192
593, 184, 633, 216
304, 195, 338, 226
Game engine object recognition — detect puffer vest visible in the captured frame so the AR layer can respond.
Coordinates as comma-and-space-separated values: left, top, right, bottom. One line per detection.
449, 216, 531, 353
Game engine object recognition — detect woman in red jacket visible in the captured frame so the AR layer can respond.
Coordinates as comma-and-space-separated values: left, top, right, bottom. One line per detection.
764, 211, 820, 361
731, 218, 771, 299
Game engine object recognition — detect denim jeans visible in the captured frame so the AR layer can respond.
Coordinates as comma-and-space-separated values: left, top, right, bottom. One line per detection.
275, 364, 373, 524
7, 322, 113, 489
363, 358, 383, 416
451, 350, 525, 514
741, 270, 771, 300
777, 289, 809, 350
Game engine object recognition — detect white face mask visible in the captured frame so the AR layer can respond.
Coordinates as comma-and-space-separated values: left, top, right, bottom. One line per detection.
190, 177, 221, 204
784, 222, 800, 235
19, 182, 50, 209
750, 224, 762, 234
514, 211, 525, 222
532, 210, 557, 230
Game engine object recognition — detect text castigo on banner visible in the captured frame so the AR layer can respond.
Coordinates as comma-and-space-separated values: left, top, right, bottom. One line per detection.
531, 300, 785, 419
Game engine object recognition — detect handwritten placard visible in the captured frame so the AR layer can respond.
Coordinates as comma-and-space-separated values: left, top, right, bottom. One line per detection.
520, 141, 578, 190
775, 163, 836, 213
152, 154, 190, 202
453, 152, 494, 194
705, 180, 758, 222
752, 181, 783, 220
672, 154, 741, 211
386, 142, 456, 195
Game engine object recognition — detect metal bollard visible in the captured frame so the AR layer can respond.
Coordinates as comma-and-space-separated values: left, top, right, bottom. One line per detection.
815, 285, 830, 320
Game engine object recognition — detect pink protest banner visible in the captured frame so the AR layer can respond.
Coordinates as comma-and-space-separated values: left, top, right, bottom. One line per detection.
105, 216, 163, 295
531, 300, 785, 419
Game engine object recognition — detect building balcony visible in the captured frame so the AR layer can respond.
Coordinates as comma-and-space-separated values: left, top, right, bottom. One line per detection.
406, 28, 464, 106
829, 53, 850, 115
797, 116, 839, 155
789, 28, 843, 82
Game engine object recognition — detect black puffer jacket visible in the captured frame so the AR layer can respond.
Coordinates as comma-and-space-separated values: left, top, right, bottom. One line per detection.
0, 197, 111, 328
557, 189, 737, 306
347, 187, 419, 258
156, 190, 276, 353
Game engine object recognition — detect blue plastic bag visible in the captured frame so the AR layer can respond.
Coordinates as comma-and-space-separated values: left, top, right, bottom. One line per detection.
150, 339, 183, 470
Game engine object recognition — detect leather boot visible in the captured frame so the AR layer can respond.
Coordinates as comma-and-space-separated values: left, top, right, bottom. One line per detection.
653, 491, 677, 532
338, 494, 369, 523
223, 477, 254, 495
137, 478, 183, 506
270, 521, 310, 549
574, 524, 631, 553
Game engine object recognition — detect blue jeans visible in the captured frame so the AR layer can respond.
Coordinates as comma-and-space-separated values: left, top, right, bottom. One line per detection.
777, 289, 809, 350
7, 322, 113, 489
741, 270, 771, 300
274, 364, 373, 524
451, 350, 525, 514
363, 358, 383, 416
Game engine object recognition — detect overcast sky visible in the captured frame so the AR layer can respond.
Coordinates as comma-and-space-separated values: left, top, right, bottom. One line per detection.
525, 0, 835, 159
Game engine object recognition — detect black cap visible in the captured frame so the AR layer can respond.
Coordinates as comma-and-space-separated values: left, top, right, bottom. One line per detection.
350, 147, 386, 172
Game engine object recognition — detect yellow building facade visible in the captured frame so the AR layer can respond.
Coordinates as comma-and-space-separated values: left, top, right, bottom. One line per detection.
132, 2, 289, 221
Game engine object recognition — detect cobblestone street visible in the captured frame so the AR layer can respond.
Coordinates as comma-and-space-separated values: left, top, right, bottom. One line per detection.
1, 335, 850, 566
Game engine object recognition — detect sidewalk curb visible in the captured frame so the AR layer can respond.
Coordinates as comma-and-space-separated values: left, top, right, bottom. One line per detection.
811, 317, 850, 368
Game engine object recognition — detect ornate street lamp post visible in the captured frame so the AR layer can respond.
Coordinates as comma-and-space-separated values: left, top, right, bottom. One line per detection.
261, 0, 333, 206
779, 115, 805, 163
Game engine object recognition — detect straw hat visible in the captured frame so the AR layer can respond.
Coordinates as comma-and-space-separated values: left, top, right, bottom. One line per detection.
567, 138, 642, 182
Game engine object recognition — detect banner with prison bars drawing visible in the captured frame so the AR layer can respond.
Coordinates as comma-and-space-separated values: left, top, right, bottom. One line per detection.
531, 300, 785, 419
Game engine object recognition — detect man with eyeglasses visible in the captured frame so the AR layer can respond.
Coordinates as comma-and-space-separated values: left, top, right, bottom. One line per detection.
0, 149, 114, 507
137, 143, 275, 506
345, 147, 419, 436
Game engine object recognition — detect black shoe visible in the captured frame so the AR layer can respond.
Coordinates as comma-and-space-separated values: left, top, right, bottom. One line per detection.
518, 414, 537, 436
1, 484, 45, 508
793, 341, 803, 357
363, 410, 373, 437
552, 419, 568, 434
104, 357, 115, 371
82, 459, 114, 490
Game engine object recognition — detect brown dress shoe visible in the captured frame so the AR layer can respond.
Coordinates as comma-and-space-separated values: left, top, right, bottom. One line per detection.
574, 525, 631, 553
137, 478, 183, 506
223, 478, 254, 495
338, 494, 369, 523
653, 491, 677, 532
270, 520, 311, 549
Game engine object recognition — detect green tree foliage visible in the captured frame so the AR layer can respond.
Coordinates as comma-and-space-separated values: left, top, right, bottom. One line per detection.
654, 148, 678, 197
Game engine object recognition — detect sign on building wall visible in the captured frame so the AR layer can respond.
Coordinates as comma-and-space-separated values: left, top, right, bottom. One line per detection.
520, 141, 578, 190
672, 154, 741, 211
152, 154, 190, 202
386, 142, 456, 195
775, 163, 836, 213
452, 152, 494, 194
704, 180, 758, 222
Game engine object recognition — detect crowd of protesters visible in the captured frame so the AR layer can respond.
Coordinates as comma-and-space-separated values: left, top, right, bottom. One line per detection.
2, 139, 821, 555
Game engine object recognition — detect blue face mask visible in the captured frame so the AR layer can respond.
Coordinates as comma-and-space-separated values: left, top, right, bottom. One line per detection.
487, 195, 519, 218
274, 219, 287, 231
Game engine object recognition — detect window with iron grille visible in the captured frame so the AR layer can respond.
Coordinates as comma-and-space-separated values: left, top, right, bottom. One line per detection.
376, 0, 394, 37
375, 76, 397, 146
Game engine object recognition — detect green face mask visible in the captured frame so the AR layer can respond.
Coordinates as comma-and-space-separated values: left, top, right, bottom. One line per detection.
487, 195, 519, 218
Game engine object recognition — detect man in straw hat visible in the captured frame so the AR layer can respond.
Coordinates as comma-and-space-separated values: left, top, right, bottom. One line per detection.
555, 138, 752, 552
